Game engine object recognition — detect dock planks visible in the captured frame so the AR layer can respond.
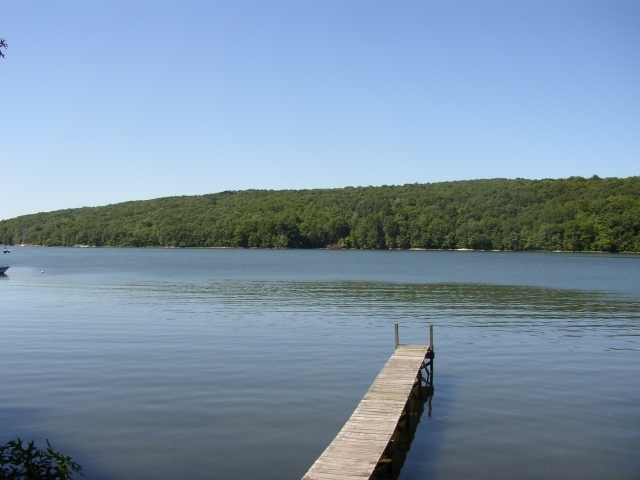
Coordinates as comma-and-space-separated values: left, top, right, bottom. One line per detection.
302, 344, 431, 480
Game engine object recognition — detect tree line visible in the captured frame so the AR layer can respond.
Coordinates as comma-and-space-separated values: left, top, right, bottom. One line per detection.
1, 176, 639, 252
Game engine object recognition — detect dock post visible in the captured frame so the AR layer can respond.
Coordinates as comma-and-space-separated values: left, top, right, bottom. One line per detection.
395, 323, 399, 349
429, 324, 433, 350
429, 324, 434, 380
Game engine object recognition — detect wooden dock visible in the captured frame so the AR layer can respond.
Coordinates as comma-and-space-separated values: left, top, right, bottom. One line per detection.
302, 325, 434, 480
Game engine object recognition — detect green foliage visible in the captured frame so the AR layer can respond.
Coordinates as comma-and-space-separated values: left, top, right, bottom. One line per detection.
0, 38, 7, 58
1, 177, 639, 252
0, 438, 82, 480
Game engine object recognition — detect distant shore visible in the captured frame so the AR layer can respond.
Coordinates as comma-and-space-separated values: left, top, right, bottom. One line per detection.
6, 243, 637, 254
2, 177, 639, 253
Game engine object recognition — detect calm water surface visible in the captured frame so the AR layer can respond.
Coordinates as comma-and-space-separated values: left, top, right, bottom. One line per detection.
1, 248, 639, 479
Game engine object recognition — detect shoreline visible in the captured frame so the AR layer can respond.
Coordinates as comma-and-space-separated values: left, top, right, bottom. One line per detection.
5, 244, 639, 254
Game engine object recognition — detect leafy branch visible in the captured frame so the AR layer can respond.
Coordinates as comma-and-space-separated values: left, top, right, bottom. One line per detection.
0, 38, 7, 58
0, 438, 83, 480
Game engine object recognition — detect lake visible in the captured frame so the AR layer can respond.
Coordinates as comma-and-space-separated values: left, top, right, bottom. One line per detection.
1, 248, 639, 479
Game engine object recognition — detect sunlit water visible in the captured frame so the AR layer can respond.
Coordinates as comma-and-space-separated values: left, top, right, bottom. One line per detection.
1, 248, 639, 479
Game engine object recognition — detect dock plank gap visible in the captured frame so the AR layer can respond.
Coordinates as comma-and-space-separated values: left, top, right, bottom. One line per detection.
303, 324, 434, 480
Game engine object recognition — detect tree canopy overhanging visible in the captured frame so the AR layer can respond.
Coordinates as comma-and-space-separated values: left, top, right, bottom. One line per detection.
0, 437, 82, 480
1, 176, 639, 252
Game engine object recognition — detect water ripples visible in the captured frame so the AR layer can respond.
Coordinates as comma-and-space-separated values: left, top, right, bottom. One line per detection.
95, 280, 640, 335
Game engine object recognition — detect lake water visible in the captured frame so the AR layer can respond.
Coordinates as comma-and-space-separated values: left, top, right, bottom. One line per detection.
1, 248, 639, 479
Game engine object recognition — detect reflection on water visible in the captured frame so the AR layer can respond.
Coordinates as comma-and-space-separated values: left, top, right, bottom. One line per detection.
1, 249, 639, 480
113, 280, 640, 334
375, 385, 435, 480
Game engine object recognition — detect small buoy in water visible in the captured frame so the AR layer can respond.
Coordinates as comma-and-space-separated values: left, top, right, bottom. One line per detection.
41, 271, 44, 273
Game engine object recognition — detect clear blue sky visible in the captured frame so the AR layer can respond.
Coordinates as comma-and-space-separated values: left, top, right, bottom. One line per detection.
1, 1, 639, 220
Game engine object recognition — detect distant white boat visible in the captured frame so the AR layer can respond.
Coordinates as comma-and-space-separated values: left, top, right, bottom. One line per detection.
0, 266, 9, 274
3, 245, 9, 253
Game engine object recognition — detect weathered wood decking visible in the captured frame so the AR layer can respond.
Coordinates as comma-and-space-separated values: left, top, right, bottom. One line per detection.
302, 343, 432, 480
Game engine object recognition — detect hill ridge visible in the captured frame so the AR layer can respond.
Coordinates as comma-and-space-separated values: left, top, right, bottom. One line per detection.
2, 177, 639, 252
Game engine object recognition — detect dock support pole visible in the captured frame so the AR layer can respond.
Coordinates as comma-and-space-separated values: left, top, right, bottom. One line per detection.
429, 324, 434, 380
395, 323, 399, 350
429, 324, 433, 350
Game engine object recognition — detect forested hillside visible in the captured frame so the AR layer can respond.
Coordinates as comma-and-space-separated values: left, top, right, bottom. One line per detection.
1, 177, 639, 252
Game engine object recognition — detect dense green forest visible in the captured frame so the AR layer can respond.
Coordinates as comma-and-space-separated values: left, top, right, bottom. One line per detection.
1, 177, 639, 252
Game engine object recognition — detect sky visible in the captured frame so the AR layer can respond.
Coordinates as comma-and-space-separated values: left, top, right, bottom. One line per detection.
1, 1, 639, 220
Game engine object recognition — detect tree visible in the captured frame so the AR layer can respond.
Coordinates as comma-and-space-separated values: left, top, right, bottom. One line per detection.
0, 38, 7, 58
